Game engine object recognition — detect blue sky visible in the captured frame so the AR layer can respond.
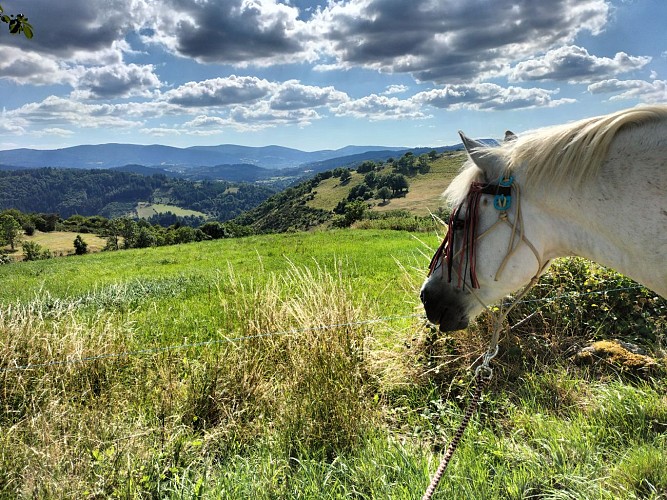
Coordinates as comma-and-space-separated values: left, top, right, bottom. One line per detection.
1, 0, 665, 151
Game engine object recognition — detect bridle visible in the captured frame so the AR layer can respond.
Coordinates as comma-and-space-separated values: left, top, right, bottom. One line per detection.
421, 174, 550, 500
427, 175, 546, 292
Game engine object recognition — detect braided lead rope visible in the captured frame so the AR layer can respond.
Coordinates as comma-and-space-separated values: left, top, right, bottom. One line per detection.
421, 275, 541, 500
422, 370, 490, 500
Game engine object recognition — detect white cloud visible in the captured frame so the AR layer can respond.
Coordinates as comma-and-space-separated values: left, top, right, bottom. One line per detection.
141, 0, 316, 66
0, 0, 145, 58
37, 128, 76, 137
588, 79, 667, 103
0, 47, 73, 86
510, 46, 651, 83
139, 127, 183, 137
268, 80, 348, 110
381, 85, 409, 95
229, 101, 322, 128
73, 64, 162, 99
162, 76, 274, 107
0, 120, 27, 135
6, 96, 149, 129
331, 94, 429, 121
414, 84, 575, 111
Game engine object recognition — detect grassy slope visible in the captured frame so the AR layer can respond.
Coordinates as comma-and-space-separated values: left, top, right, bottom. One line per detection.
307, 152, 465, 216
0, 230, 435, 314
1, 231, 665, 499
135, 202, 208, 219
2, 230, 108, 259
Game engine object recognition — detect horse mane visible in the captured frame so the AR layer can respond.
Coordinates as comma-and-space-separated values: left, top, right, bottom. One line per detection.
445, 106, 667, 207
443, 161, 485, 208
502, 105, 667, 187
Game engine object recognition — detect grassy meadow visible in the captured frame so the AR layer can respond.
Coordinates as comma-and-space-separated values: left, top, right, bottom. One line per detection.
0, 229, 666, 499
135, 202, 208, 220
2, 231, 109, 261
307, 152, 465, 217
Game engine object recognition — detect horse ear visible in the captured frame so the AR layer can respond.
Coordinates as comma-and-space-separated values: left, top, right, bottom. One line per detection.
458, 131, 486, 152
458, 131, 496, 176
504, 130, 518, 142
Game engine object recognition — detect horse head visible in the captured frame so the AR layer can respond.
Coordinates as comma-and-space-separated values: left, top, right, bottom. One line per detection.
420, 132, 547, 331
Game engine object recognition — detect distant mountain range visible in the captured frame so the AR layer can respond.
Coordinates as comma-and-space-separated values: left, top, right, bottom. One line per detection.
0, 143, 410, 170
0, 141, 492, 185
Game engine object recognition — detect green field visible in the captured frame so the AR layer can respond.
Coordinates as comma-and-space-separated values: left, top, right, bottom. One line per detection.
135, 202, 208, 219
1, 230, 665, 498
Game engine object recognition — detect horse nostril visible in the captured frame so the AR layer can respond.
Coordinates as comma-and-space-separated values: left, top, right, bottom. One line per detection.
419, 289, 426, 304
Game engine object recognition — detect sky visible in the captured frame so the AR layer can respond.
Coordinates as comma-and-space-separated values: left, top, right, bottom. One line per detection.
0, 0, 665, 152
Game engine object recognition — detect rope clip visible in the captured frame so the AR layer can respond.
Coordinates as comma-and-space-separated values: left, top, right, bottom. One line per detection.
475, 364, 494, 381
475, 344, 499, 380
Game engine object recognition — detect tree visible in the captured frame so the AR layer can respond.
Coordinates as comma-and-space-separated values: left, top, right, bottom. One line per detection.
0, 4, 33, 38
357, 160, 376, 173
376, 173, 409, 196
0, 214, 22, 250
118, 217, 138, 249
347, 183, 373, 201
418, 154, 431, 173
388, 173, 409, 195
331, 200, 368, 228
200, 221, 227, 239
105, 218, 122, 250
134, 227, 156, 248
376, 186, 392, 202
22, 221, 36, 236
363, 171, 378, 187
73, 235, 88, 255
339, 170, 352, 184
395, 152, 415, 174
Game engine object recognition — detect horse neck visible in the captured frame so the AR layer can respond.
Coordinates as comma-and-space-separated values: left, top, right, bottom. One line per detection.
521, 140, 667, 296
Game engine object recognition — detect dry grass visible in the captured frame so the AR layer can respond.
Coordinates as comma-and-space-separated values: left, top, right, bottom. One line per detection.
373, 153, 465, 216
2, 231, 108, 260
305, 152, 466, 217
0, 259, 378, 497
135, 202, 207, 219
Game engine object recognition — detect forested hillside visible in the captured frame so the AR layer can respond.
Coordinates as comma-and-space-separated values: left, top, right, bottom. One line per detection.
233, 151, 464, 233
0, 168, 274, 221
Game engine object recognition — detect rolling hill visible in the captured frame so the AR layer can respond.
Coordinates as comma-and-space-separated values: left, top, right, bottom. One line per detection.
0, 167, 274, 221
233, 151, 468, 233
0, 143, 408, 170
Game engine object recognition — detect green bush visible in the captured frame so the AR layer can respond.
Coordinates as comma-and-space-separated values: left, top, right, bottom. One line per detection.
22, 241, 51, 261
508, 258, 666, 343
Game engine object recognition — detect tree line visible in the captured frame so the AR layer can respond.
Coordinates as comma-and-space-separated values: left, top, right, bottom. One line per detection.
0, 208, 253, 263
0, 168, 274, 221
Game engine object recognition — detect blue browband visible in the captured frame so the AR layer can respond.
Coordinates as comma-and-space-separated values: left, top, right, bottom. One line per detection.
493, 176, 513, 211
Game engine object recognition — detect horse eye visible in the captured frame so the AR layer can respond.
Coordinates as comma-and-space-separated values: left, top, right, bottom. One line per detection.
445, 216, 465, 231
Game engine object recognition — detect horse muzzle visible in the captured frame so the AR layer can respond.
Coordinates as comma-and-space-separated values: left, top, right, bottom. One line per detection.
420, 279, 470, 332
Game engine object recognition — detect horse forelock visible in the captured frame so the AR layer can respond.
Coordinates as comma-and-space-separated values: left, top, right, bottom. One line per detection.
443, 159, 485, 208
498, 105, 667, 188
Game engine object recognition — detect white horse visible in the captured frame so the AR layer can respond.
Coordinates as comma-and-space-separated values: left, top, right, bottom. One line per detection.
421, 106, 667, 332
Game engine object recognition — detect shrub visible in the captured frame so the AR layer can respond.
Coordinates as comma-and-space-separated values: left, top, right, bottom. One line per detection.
508, 257, 666, 343
22, 241, 51, 261
22, 222, 36, 236
73, 235, 88, 255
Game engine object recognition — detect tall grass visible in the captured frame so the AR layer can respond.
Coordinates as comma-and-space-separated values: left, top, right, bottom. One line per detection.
0, 256, 378, 497
1, 231, 666, 498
